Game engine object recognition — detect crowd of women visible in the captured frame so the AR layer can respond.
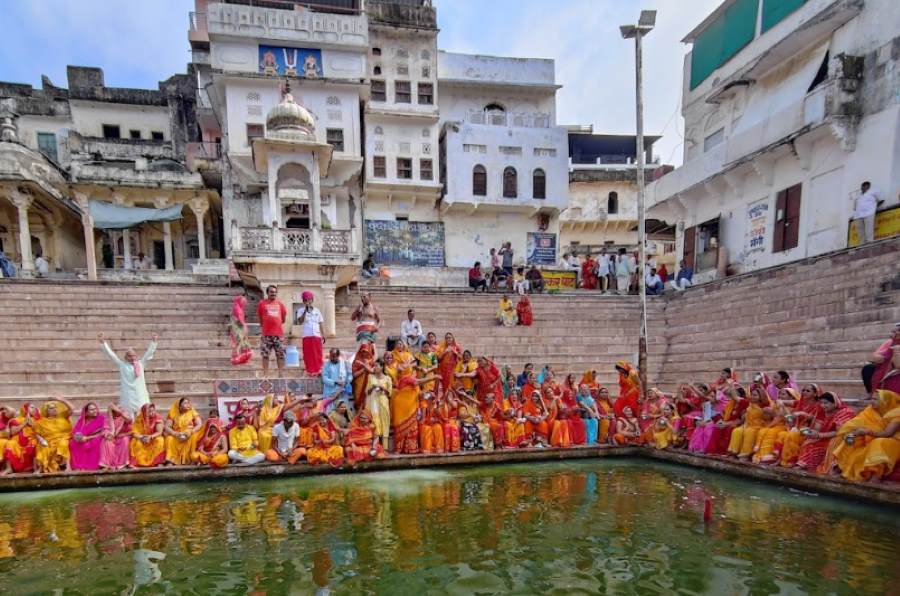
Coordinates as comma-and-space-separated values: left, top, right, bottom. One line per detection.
1, 327, 899, 483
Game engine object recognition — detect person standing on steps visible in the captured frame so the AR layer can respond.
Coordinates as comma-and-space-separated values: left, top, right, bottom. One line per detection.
351, 292, 381, 349
851, 181, 882, 245
257, 285, 287, 377
99, 331, 160, 416
297, 291, 324, 376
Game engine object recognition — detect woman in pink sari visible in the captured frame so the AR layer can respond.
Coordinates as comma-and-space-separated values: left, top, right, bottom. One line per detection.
688, 386, 728, 452
69, 403, 107, 471
99, 404, 132, 470
868, 323, 900, 394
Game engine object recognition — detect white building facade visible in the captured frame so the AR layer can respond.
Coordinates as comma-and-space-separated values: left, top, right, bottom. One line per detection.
646, 0, 900, 282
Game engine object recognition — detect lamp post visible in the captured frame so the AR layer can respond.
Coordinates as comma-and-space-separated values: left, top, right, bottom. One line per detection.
621, 9, 656, 398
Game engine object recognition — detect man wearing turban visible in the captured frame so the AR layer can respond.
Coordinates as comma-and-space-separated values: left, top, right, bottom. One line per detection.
297, 290, 325, 375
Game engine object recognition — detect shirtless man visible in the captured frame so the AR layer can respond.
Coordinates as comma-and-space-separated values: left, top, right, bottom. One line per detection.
351, 292, 381, 348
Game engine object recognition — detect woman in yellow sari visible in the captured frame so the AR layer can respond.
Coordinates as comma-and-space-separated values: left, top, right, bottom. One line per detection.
306, 413, 344, 467
752, 407, 787, 464
34, 398, 75, 473
497, 294, 518, 327
391, 349, 436, 454
130, 403, 166, 467
728, 386, 766, 458
454, 350, 478, 395
415, 342, 438, 392
256, 393, 285, 453
829, 389, 900, 481
366, 359, 393, 450
651, 403, 678, 449
164, 398, 201, 465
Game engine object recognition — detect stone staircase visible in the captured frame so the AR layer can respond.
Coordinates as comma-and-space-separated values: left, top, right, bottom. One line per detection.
0, 281, 256, 415
654, 239, 900, 397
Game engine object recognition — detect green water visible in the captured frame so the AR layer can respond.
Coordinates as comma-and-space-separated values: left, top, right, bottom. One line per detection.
0, 461, 897, 595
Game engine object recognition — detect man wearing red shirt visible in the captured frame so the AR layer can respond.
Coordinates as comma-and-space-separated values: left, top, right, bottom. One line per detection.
257, 285, 287, 376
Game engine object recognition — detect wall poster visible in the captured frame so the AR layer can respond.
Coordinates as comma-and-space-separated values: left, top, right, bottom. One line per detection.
526, 232, 558, 265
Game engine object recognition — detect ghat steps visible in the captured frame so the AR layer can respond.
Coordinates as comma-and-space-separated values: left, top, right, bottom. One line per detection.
0, 237, 896, 413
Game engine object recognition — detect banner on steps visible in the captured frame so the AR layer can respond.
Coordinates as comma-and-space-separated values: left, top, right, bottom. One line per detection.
541, 269, 577, 291
214, 378, 323, 425
365, 220, 445, 267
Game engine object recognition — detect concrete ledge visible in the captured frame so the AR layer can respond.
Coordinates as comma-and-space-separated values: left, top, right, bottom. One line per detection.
2, 446, 899, 506
642, 449, 900, 506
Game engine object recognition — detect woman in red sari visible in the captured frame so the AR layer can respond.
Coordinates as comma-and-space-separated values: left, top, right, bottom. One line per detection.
2, 403, 39, 474
705, 386, 749, 455
777, 383, 825, 466
344, 410, 385, 464
436, 333, 463, 393
523, 391, 550, 446
516, 295, 533, 326
352, 343, 376, 412
796, 392, 856, 471
561, 375, 587, 445
615, 361, 641, 417
581, 255, 598, 289
475, 357, 503, 403
440, 390, 461, 453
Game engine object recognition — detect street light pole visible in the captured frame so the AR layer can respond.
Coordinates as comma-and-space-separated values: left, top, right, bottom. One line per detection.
621, 10, 656, 399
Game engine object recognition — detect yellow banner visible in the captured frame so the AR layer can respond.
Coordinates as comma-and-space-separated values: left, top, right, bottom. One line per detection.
542, 269, 577, 291
848, 206, 900, 247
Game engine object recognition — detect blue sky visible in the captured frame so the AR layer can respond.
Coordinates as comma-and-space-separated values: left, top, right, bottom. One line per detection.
1, 0, 722, 165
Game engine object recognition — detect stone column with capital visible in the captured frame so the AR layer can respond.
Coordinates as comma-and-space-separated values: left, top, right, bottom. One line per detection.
323, 284, 337, 338
189, 198, 209, 260
10, 190, 34, 276
122, 228, 132, 269
155, 197, 176, 270
73, 192, 98, 281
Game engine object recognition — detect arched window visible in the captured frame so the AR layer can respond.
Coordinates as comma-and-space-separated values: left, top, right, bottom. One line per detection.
532, 168, 546, 199
503, 167, 517, 198
473, 165, 487, 196
607, 191, 619, 214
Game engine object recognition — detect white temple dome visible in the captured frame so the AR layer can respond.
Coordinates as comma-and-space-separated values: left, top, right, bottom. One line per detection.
265, 93, 315, 136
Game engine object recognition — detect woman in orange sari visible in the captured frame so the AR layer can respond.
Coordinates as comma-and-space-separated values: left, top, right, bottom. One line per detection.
344, 410, 385, 464
503, 391, 528, 448
615, 361, 640, 417
436, 333, 463, 393
776, 384, 824, 466
440, 390, 461, 453
523, 390, 551, 447
580, 370, 600, 394
306, 413, 344, 466
478, 393, 506, 448
2, 403, 40, 474
352, 343, 376, 412
419, 392, 445, 454
752, 407, 788, 464
596, 387, 616, 443
191, 418, 229, 468
545, 389, 570, 448
392, 363, 423, 454
516, 295, 533, 326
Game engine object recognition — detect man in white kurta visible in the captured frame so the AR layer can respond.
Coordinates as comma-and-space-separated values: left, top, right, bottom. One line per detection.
99, 333, 159, 416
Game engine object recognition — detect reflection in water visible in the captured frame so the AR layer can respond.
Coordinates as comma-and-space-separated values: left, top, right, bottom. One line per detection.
0, 461, 898, 594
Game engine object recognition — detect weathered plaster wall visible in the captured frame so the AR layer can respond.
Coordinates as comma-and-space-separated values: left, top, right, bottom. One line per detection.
69, 100, 171, 140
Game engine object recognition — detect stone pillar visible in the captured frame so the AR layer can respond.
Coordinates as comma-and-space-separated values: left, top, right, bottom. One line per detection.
323, 284, 336, 338
162, 222, 174, 270
122, 228, 132, 269
10, 190, 34, 276
189, 198, 209, 260
73, 192, 97, 281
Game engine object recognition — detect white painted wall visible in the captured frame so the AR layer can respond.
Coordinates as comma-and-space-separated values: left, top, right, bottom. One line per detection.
211, 39, 366, 79
16, 114, 73, 162
364, 119, 439, 183
443, 210, 560, 269
438, 51, 556, 87
69, 101, 170, 140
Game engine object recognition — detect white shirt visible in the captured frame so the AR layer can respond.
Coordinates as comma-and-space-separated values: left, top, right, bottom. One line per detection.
854, 188, 882, 219
645, 273, 662, 287
596, 254, 610, 276
299, 306, 324, 338
401, 319, 423, 339
35, 256, 49, 275
272, 422, 300, 453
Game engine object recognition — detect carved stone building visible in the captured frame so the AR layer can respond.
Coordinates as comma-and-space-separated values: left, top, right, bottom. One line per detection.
0, 66, 220, 280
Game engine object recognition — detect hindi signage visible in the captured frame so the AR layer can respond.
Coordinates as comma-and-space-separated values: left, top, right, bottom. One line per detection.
526, 232, 558, 265
365, 220, 445, 267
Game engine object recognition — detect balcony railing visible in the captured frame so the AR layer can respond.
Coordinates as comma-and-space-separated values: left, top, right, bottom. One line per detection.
466, 111, 551, 129
189, 11, 207, 32
234, 227, 357, 256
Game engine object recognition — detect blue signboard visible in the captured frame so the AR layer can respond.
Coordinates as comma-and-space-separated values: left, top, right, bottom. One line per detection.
526, 232, 557, 265
259, 45, 323, 79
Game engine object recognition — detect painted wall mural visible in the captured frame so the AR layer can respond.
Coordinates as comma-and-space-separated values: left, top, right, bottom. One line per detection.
259, 45, 323, 79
